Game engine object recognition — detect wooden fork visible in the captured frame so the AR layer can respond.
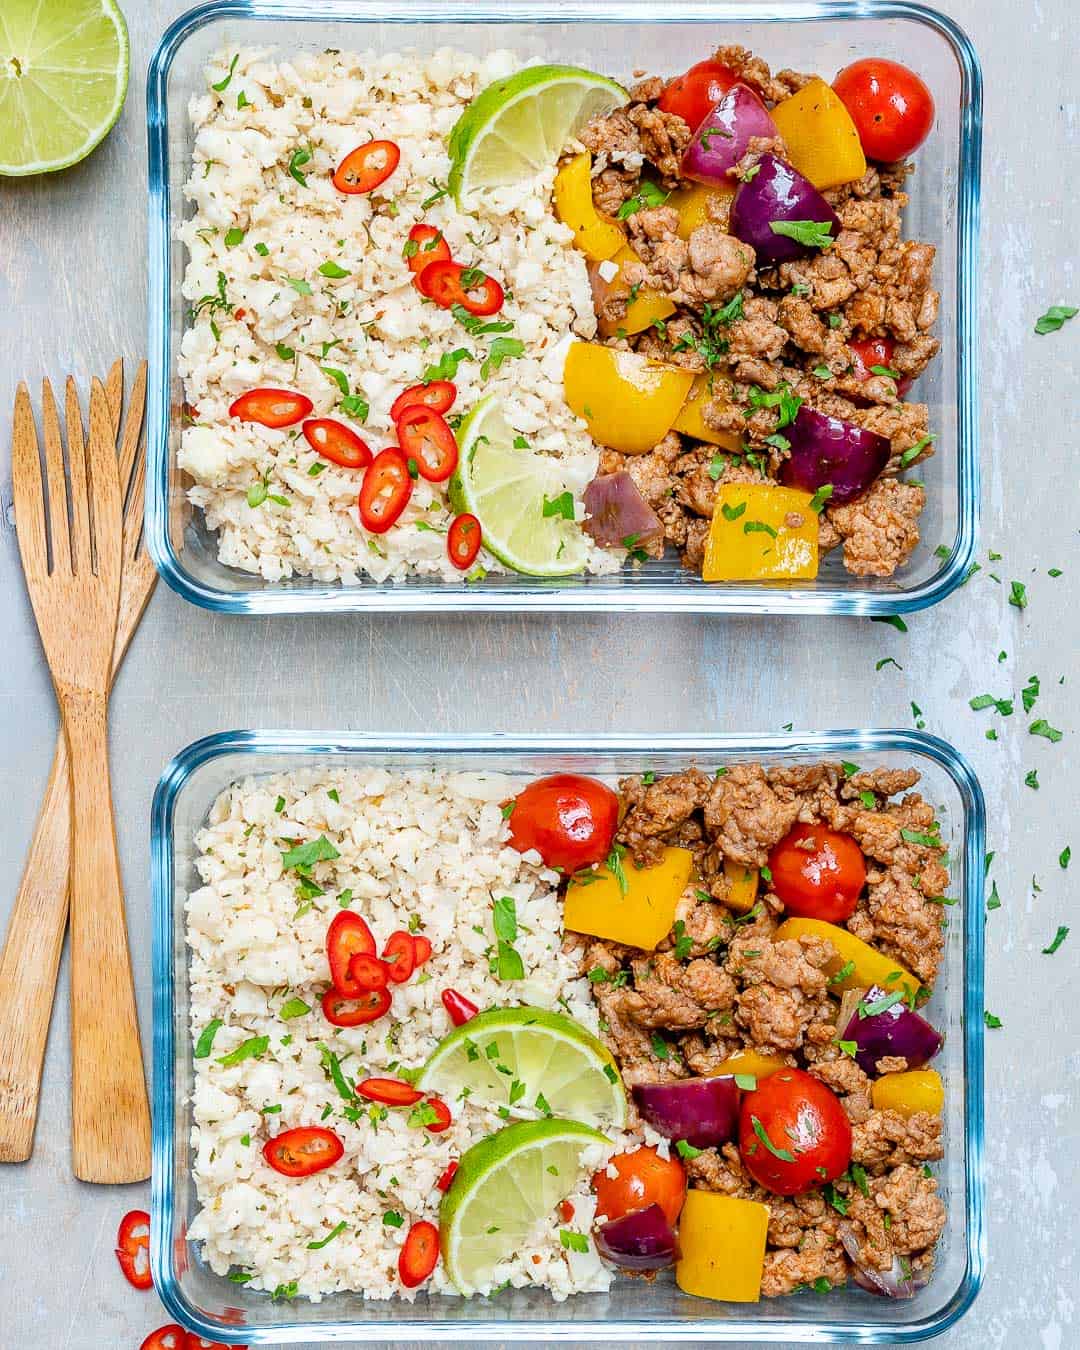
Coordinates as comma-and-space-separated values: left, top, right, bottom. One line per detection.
9, 371, 151, 1182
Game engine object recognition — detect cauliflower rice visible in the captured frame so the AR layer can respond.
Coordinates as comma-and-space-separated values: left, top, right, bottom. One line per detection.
186, 767, 638, 1301
179, 47, 613, 584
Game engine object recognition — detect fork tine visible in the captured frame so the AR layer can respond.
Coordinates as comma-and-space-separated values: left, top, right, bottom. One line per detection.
65, 378, 93, 576
11, 384, 49, 586
40, 380, 71, 576
87, 379, 123, 584
122, 448, 148, 568
104, 358, 124, 443
118, 359, 147, 503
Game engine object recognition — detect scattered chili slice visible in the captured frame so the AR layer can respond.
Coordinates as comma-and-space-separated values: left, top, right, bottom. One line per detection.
229, 388, 313, 429
358, 1077, 424, 1107
399, 1219, 440, 1288
441, 988, 478, 1026
346, 952, 391, 992
358, 446, 413, 534
139, 1326, 188, 1350
395, 405, 459, 482
421, 1097, 452, 1133
417, 260, 504, 316
411, 934, 433, 966
447, 513, 482, 571
435, 1159, 459, 1192
404, 223, 451, 277
381, 930, 417, 983
302, 418, 373, 469
263, 1126, 344, 1178
558, 1199, 575, 1223
115, 1209, 152, 1290
332, 138, 401, 194
326, 911, 377, 996
322, 986, 392, 1027
391, 379, 456, 420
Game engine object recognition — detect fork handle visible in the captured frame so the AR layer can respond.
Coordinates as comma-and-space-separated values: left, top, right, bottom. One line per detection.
62, 689, 151, 1183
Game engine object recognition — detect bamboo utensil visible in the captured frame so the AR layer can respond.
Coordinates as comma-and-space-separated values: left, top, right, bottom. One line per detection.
2, 363, 153, 1180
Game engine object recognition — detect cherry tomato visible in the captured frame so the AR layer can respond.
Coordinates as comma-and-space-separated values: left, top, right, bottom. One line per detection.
441, 987, 478, 1026
326, 911, 376, 996
358, 447, 413, 533
332, 138, 401, 194
382, 930, 416, 983
404, 223, 452, 277
768, 822, 867, 922
229, 388, 313, 429
358, 1077, 424, 1107
302, 418, 373, 469
657, 59, 739, 134
346, 952, 391, 992
833, 58, 935, 162
417, 260, 504, 316
446, 513, 482, 571
322, 987, 392, 1027
848, 337, 914, 396
738, 1068, 852, 1195
399, 1219, 440, 1288
558, 1199, 576, 1223
412, 934, 433, 965
394, 405, 459, 483
436, 1159, 459, 1192
263, 1126, 344, 1178
390, 380, 456, 421
115, 1209, 152, 1290
592, 1145, 687, 1228
139, 1327, 187, 1350
419, 1097, 452, 1133
507, 774, 619, 873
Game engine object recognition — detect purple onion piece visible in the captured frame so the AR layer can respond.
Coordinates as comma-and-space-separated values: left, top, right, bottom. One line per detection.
582, 471, 663, 550
839, 1223, 931, 1299
594, 1203, 677, 1272
632, 1076, 740, 1149
729, 152, 842, 265
681, 84, 779, 185
779, 406, 891, 505
841, 984, 944, 1077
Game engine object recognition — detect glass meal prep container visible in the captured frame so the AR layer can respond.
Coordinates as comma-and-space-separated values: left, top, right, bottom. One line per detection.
151, 729, 985, 1343
146, 0, 981, 616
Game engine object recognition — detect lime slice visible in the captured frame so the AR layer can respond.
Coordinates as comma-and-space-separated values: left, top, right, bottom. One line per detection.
440, 1117, 609, 1294
417, 1005, 626, 1128
0, 0, 129, 176
449, 396, 590, 577
448, 64, 626, 203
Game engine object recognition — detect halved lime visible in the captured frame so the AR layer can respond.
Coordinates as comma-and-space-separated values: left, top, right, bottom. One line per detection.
417, 1005, 626, 1128
0, 0, 129, 176
449, 396, 590, 577
448, 64, 626, 203
440, 1117, 609, 1295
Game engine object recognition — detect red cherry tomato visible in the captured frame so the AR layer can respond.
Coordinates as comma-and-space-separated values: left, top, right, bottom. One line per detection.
833, 58, 935, 162
358, 447, 413, 533
657, 59, 740, 133
326, 911, 376, 996
263, 1126, 345, 1178
436, 1159, 459, 1192
346, 952, 391, 992
115, 1208, 152, 1290
419, 1097, 452, 1133
229, 388, 313, 429
390, 380, 456, 420
768, 822, 867, 922
404, 223, 452, 277
412, 934, 433, 965
302, 418, 373, 469
507, 774, 619, 873
441, 987, 478, 1026
139, 1327, 188, 1350
399, 1219, 440, 1288
394, 405, 459, 483
592, 1145, 687, 1228
447, 513, 482, 571
848, 337, 914, 397
738, 1068, 852, 1195
417, 260, 504, 316
322, 987, 392, 1027
358, 1077, 424, 1107
332, 138, 401, 194
381, 930, 417, 983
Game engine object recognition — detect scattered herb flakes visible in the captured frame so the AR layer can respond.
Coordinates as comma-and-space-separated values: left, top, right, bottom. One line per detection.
841, 761, 860, 777
318, 260, 351, 278
721, 499, 747, 522
541, 491, 575, 521
808, 484, 834, 513
217, 1034, 269, 1067
769, 219, 835, 249
224, 226, 245, 247
650, 1031, 671, 1061
282, 834, 340, 871
1021, 675, 1040, 712
279, 996, 311, 1020
899, 434, 934, 468
211, 53, 239, 92
1034, 304, 1078, 335
911, 701, 926, 730
986, 881, 1001, 912
750, 1114, 795, 1161
560, 1229, 590, 1253
616, 180, 671, 219
480, 336, 525, 380
287, 146, 312, 186
1008, 581, 1028, 610
382, 1211, 405, 1228
1030, 719, 1063, 743
1042, 926, 1070, 955
872, 615, 908, 633
876, 657, 903, 672
1060, 846, 1071, 870
675, 1139, 703, 1159
193, 1018, 223, 1059
984, 1011, 1002, 1029
1024, 769, 1040, 790
254, 241, 270, 257
733, 1073, 757, 1091
286, 275, 313, 296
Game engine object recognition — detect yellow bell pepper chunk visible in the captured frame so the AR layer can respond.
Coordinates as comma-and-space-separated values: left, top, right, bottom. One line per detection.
554, 152, 626, 261
722, 859, 759, 913
594, 245, 676, 338
702, 484, 819, 582
770, 78, 867, 191
675, 1191, 769, 1302
564, 846, 694, 952
872, 1069, 944, 1118
670, 376, 743, 450
665, 182, 734, 239
773, 917, 920, 1001
564, 342, 695, 455
708, 1048, 788, 1082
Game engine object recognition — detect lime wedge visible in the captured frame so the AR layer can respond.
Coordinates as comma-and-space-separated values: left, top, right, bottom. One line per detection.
448, 64, 626, 203
417, 1005, 626, 1128
449, 396, 590, 577
440, 1117, 609, 1295
0, 0, 129, 176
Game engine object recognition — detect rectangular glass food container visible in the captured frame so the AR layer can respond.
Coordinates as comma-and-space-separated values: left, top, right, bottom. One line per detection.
146, 0, 981, 615
151, 729, 985, 1343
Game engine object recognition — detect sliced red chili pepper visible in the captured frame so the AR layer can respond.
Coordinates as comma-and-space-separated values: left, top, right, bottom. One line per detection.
263, 1125, 344, 1178
381, 930, 416, 983
441, 988, 478, 1026
346, 952, 391, 992
233, 307, 246, 320
435, 1159, 459, 1192
139, 1327, 187, 1350
558, 1199, 575, 1223
186, 1340, 229, 1350
322, 986, 392, 1027
395, 405, 458, 483
421, 1097, 452, 1133
229, 388, 313, 429
332, 139, 401, 194
390, 380, 456, 421
302, 418, 373, 469
399, 1219, 440, 1288
326, 911, 376, 996
358, 1076, 424, 1107
115, 1209, 152, 1290
404, 223, 452, 277
418, 260, 504, 316
412, 934, 433, 966
358, 447, 412, 534
447, 513, 482, 571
